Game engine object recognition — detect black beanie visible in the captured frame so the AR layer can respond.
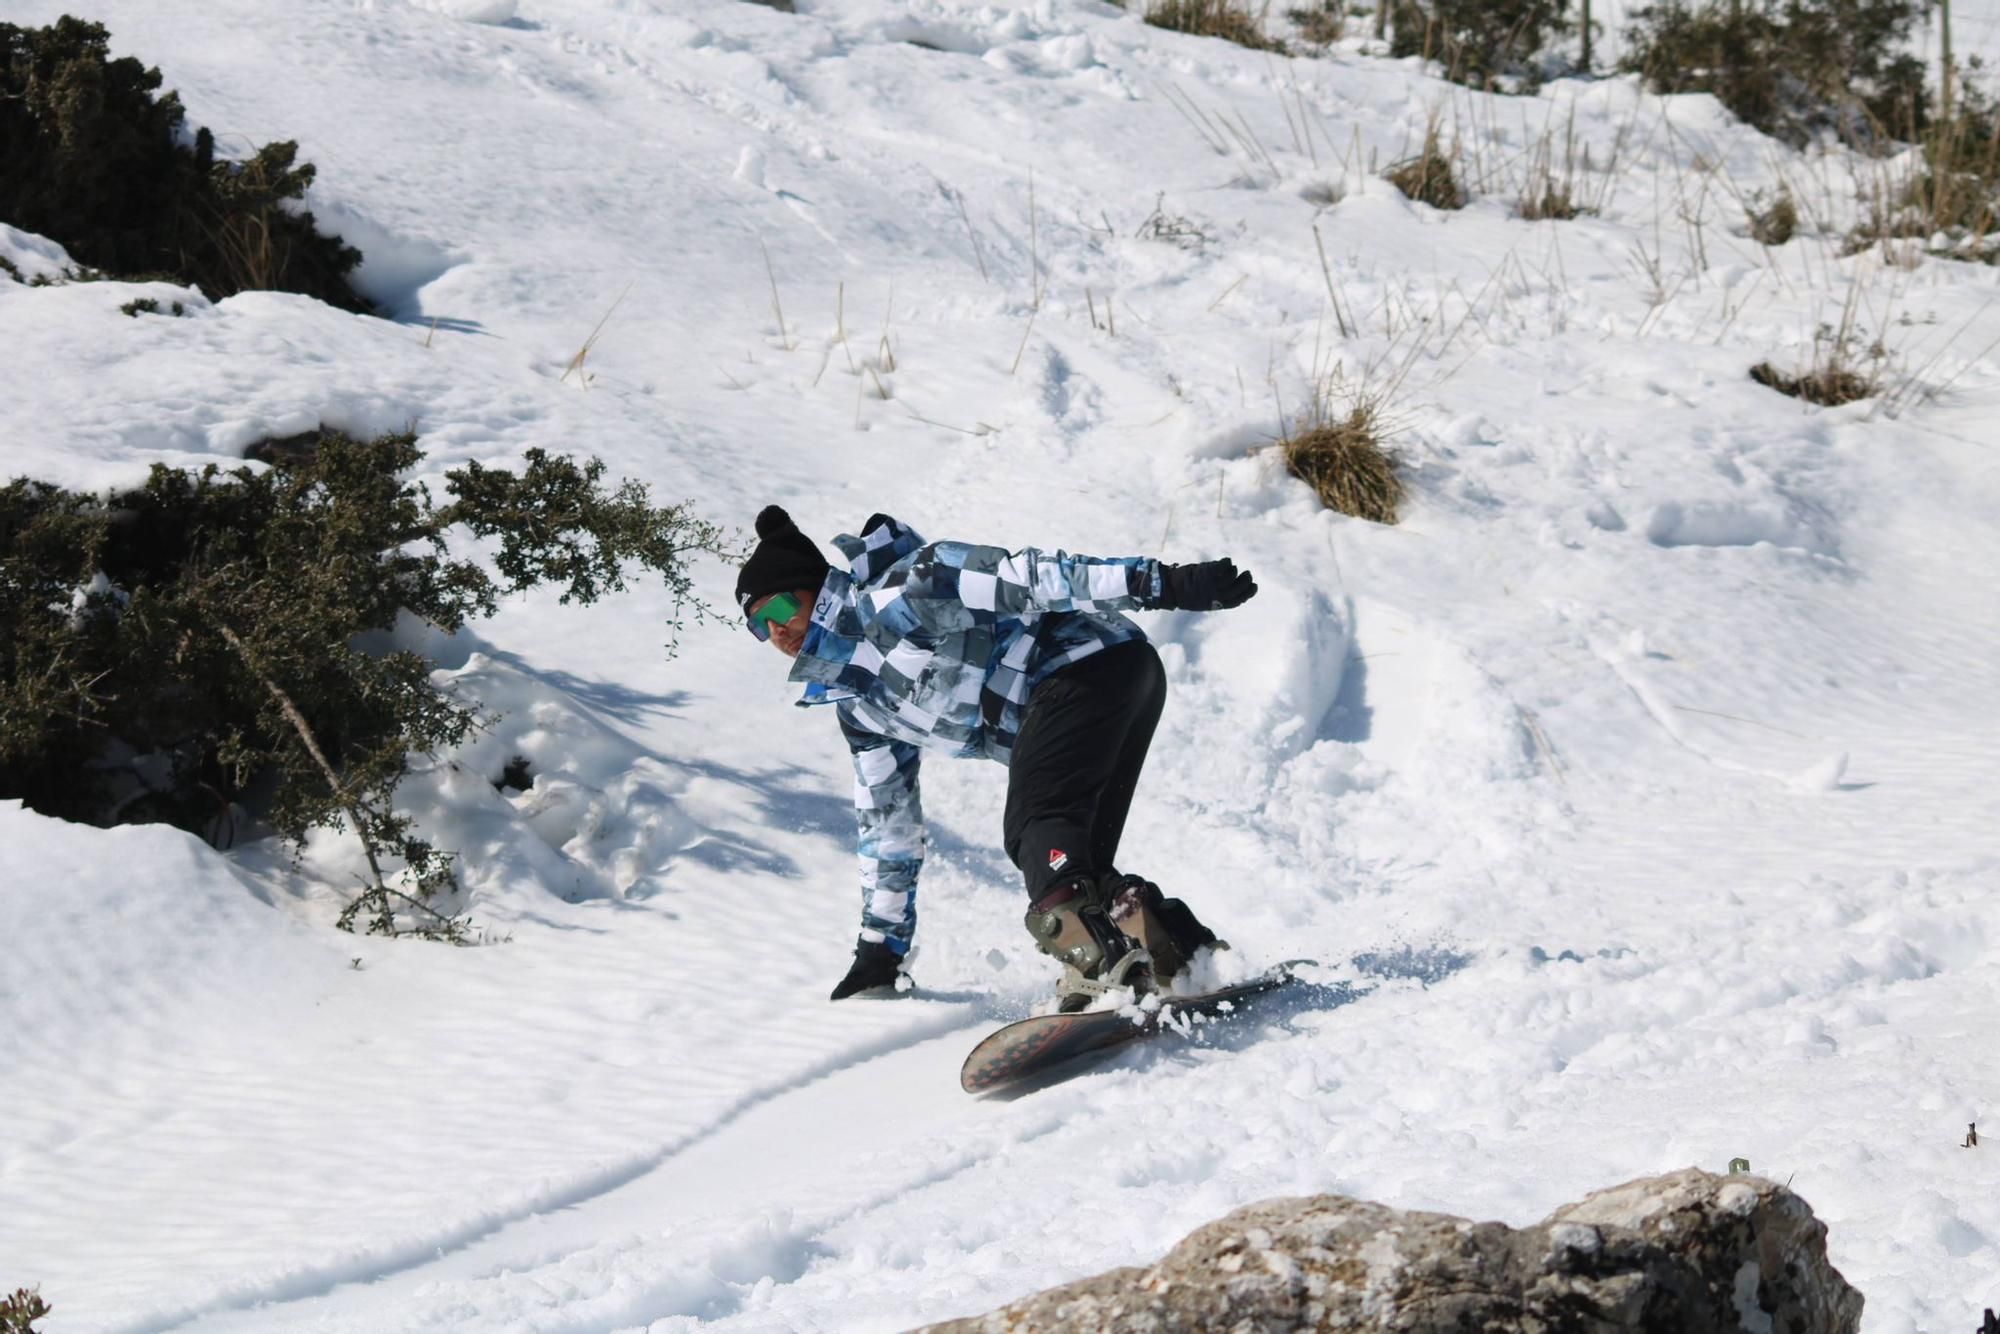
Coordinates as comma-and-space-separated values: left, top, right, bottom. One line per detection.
736, 505, 832, 613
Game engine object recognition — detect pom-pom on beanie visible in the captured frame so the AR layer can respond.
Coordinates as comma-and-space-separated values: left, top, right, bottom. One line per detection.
735, 505, 832, 614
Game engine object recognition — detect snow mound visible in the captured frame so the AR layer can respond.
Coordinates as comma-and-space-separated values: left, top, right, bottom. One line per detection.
0, 223, 77, 285
406, 0, 517, 24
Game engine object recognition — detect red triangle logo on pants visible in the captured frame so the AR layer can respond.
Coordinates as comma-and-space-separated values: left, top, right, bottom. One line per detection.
1048, 849, 1069, 872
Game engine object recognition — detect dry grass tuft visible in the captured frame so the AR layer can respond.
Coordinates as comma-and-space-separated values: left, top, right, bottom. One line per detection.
1145, 0, 1288, 52
1849, 93, 2000, 264
1385, 128, 1466, 211
1749, 361, 1876, 406
1135, 194, 1215, 250
560, 284, 631, 388
1285, 1, 1345, 48
1300, 179, 1345, 208
1513, 123, 1593, 221
1746, 190, 1799, 246
1516, 177, 1582, 221
1280, 399, 1404, 523
1750, 318, 1885, 407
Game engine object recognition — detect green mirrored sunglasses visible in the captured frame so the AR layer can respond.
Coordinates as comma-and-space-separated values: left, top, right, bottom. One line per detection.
746, 590, 802, 641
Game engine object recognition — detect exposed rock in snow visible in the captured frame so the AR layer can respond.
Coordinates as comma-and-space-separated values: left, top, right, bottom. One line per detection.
923, 1169, 1862, 1332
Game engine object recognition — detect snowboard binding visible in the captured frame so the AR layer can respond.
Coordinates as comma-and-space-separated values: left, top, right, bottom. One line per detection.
1103, 871, 1223, 990
1024, 875, 1155, 1013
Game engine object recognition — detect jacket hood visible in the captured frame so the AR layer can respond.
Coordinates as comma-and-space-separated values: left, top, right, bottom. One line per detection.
788, 514, 923, 699
830, 513, 925, 589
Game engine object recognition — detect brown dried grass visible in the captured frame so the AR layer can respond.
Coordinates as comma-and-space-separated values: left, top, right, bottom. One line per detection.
1385, 129, 1466, 211
1145, 0, 1287, 52
1749, 361, 1876, 406
1280, 401, 1404, 523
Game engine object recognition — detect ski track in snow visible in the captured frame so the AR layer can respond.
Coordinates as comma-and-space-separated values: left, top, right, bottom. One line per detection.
142, 1013, 995, 1333
4, 0, 2000, 1331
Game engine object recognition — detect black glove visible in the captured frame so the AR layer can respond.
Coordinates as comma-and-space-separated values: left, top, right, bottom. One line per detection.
1153, 559, 1257, 611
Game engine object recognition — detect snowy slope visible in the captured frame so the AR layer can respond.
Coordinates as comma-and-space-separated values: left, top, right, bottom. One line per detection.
3, 1, 1999, 1331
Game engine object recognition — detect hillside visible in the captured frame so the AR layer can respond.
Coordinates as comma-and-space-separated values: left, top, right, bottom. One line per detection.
2, 2, 1998, 1331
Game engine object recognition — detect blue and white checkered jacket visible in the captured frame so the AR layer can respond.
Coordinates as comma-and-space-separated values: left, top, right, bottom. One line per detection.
787, 514, 1162, 953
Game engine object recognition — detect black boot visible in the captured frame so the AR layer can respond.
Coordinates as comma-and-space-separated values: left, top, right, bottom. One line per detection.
1024, 874, 1155, 1012
1102, 870, 1223, 988
830, 938, 907, 1000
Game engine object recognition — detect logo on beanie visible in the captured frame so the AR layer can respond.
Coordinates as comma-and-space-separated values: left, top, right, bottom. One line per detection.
1048, 848, 1069, 872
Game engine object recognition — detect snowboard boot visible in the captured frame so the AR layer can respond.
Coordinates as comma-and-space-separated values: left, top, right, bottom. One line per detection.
1102, 871, 1224, 990
830, 937, 907, 1000
1023, 874, 1155, 1013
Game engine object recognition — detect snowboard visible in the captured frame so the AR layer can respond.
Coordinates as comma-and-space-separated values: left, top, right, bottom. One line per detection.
960, 961, 1312, 1095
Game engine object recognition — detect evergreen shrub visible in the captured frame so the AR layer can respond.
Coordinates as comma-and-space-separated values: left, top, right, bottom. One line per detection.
1617, 0, 1926, 149
0, 17, 368, 309
0, 431, 729, 936
0, 1289, 51, 1334
1391, 0, 1570, 89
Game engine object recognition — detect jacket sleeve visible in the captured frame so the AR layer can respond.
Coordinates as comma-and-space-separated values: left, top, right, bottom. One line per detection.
896, 541, 1162, 631
840, 707, 923, 950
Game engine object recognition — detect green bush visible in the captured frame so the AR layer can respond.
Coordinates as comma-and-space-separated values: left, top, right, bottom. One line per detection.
0, 1289, 51, 1334
1617, 0, 1927, 148
0, 17, 367, 309
1391, 0, 1570, 89
0, 431, 729, 936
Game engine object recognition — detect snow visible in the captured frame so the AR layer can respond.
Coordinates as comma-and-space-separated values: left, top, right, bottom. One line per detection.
0, 223, 78, 284
408, 0, 521, 25
3, 1, 1999, 1331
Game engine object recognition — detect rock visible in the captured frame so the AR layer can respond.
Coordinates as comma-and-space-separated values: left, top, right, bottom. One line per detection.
919, 1168, 1862, 1333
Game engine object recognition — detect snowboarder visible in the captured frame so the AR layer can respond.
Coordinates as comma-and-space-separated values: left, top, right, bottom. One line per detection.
736, 506, 1258, 1010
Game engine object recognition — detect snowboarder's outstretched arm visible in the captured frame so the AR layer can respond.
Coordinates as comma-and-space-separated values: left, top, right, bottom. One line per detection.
840, 709, 923, 953
894, 543, 1256, 629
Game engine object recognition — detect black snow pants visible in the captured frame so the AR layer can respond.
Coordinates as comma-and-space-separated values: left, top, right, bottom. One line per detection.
1002, 639, 1167, 902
